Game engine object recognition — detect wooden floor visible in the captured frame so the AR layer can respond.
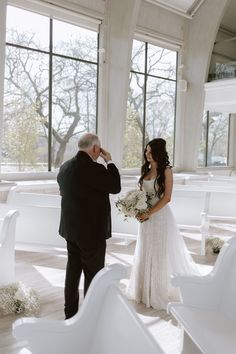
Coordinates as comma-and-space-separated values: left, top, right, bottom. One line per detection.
0, 234, 218, 354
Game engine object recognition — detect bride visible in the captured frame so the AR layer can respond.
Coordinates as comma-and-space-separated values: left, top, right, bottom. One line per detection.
127, 138, 200, 310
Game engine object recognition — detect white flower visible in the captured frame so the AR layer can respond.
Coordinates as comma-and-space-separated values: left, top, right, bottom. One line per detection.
14, 284, 28, 302
0, 282, 40, 316
136, 199, 148, 210
116, 189, 153, 219
206, 237, 224, 254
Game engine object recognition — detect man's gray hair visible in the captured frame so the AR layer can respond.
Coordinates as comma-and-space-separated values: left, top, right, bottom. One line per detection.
78, 133, 100, 150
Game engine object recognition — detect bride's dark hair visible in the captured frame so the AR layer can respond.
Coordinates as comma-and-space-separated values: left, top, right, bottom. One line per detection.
139, 138, 171, 198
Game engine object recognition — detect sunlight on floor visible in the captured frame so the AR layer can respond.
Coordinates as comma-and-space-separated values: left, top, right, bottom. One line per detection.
33, 265, 65, 288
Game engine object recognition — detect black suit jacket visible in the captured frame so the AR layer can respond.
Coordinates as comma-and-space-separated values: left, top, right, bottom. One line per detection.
57, 151, 121, 249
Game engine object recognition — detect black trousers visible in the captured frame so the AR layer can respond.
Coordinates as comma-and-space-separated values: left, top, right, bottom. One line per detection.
64, 239, 106, 319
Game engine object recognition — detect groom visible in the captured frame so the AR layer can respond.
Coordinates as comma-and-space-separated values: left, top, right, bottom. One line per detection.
57, 133, 121, 319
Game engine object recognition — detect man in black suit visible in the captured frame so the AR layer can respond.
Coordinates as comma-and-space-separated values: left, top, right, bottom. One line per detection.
57, 133, 121, 319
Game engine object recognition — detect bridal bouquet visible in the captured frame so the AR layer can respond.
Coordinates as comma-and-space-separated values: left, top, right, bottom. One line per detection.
116, 189, 153, 219
0, 281, 40, 316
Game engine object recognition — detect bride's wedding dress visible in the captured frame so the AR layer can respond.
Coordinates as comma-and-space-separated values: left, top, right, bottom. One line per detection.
127, 179, 200, 310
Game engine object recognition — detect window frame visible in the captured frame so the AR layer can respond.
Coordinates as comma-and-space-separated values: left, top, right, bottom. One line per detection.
198, 110, 231, 169
1, 1, 100, 174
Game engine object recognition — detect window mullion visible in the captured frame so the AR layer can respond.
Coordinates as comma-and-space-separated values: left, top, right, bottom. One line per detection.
205, 111, 209, 167
227, 114, 231, 166
172, 52, 178, 166
142, 42, 148, 155
48, 18, 53, 171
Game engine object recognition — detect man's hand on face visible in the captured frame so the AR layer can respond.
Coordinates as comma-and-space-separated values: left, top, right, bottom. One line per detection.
100, 148, 112, 163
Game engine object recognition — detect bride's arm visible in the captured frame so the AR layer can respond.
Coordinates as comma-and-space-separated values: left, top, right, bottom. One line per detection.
138, 167, 173, 222
149, 167, 173, 215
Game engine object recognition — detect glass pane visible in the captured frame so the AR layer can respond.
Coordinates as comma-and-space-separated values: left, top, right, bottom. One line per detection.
131, 40, 145, 73
6, 5, 49, 51
198, 111, 207, 167
51, 57, 97, 168
3, 47, 49, 172
147, 44, 177, 80
145, 77, 176, 163
208, 46, 236, 81
53, 20, 98, 62
122, 72, 144, 168
207, 112, 229, 166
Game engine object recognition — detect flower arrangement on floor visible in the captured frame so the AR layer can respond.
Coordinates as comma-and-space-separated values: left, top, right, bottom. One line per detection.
206, 236, 224, 254
116, 189, 153, 219
0, 281, 40, 316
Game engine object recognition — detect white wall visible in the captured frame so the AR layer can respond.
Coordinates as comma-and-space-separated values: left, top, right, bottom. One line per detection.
136, 1, 184, 44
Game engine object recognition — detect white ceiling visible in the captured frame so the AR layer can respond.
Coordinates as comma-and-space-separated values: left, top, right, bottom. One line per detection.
145, 0, 206, 18
145, 0, 236, 34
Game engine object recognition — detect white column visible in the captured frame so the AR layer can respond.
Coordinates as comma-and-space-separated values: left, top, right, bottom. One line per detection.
98, 0, 141, 168
0, 1, 7, 173
178, 0, 230, 171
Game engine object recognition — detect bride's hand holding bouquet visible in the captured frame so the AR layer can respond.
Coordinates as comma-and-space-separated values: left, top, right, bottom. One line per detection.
116, 189, 153, 222
136, 209, 152, 222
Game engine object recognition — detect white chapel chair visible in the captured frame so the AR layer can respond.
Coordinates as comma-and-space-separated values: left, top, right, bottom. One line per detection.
0, 209, 19, 286
168, 237, 236, 354
13, 263, 166, 354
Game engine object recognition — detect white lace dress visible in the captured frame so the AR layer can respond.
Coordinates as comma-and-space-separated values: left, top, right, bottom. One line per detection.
127, 179, 200, 310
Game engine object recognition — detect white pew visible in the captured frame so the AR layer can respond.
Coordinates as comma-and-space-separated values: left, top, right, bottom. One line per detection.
168, 237, 236, 354
14, 204, 62, 247
1, 189, 64, 249
7, 191, 60, 207
182, 180, 236, 229
13, 264, 165, 354
5, 181, 236, 255
185, 178, 236, 187
170, 187, 208, 255
5, 188, 137, 248
206, 187, 236, 223
172, 184, 236, 255
4, 186, 138, 249
0, 210, 19, 285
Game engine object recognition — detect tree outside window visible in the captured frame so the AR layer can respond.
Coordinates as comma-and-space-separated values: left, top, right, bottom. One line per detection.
198, 111, 230, 167
2, 5, 98, 172
122, 40, 177, 169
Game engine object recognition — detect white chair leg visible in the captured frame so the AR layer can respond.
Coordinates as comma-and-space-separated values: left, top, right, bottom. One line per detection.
200, 232, 206, 256
200, 212, 209, 256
